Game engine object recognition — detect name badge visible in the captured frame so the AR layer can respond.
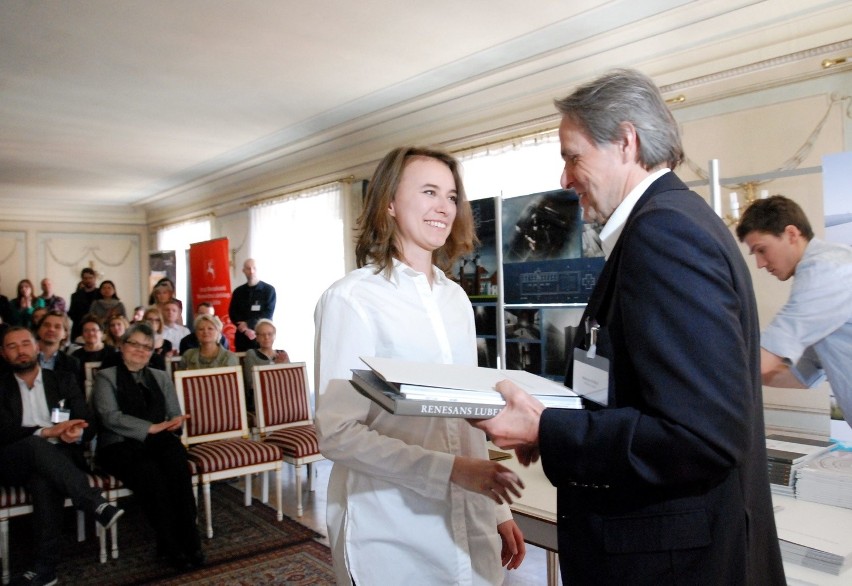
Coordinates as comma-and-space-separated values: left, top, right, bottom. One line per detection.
51, 407, 71, 424
251, 303, 261, 311
573, 348, 609, 406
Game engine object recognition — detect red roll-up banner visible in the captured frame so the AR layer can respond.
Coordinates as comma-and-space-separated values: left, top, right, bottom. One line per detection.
188, 238, 235, 349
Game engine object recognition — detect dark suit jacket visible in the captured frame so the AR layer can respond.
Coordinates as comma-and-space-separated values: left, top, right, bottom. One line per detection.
541, 173, 784, 585
0, 368, 95, 450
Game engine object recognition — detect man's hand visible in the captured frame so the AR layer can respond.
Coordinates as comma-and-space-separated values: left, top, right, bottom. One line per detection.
42, 419, 88, 443
450, 456, 524, 504
472, 380, 545, 461
498, 519, 526, 570
149, 414, 190, 434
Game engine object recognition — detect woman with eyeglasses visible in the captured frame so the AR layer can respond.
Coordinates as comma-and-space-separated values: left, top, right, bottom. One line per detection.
71, 313, 119, 368
92, 322, 203, 570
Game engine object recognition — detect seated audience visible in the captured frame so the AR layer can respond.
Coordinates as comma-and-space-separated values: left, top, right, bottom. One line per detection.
161, 299, 190, 350
30, 307, 48, 334
130, 305, 146, 324
151, 280, 184, 325
71, 314, 120, 377
0, 276, 14, 326
143, 306, 175, 358
179, 314, 239, 370
104, 314, 130, 348
88, 280, 126, 322
36, 311, 83, 383
92, 323, 203, 571
1, 326, 124, 586
178, 303, 229, 353
242, 318, 290, 411
39, 278, 67, 313
12, 278, 45, 329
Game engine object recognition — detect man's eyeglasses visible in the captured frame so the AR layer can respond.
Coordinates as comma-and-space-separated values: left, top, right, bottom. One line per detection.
124, 340, 154, 352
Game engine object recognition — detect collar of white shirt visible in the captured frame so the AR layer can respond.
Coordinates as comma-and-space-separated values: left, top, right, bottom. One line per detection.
600, 168, 670, 259
390, 259, 449, 288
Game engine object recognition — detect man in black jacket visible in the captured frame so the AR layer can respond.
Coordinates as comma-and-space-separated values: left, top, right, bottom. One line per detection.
0, 326, 122, 586
67, 268, 100, 342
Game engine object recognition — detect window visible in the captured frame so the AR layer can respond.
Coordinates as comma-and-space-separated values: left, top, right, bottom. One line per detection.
249, 184, 346, 394
156, 218, 212, 321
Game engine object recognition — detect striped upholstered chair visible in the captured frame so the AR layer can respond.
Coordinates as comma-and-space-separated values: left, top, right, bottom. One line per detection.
252, 362, 324, 517
0, 486, 31, 585
174, 365, 283, 538
0, 473, 121, 585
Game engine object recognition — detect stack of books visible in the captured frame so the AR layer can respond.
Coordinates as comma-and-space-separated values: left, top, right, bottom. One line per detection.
763, 386, 832, 439
351, 356, 583, 419
765, 434, 837, 497
795, 450, 852, 510
774, 494, 852, 576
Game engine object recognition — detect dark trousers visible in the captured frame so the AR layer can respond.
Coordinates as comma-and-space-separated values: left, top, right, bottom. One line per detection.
96, 432, 200, 556
0, 436, 104, 575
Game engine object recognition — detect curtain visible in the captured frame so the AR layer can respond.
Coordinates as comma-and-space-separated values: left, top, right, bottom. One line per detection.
458, 130, 562, 201
249, 183, 346, 395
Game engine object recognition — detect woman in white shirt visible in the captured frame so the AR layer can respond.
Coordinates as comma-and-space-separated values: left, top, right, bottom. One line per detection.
315, 146, 525, 585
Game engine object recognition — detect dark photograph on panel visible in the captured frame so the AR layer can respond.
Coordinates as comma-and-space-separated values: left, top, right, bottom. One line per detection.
473, 304, 497, 337
541, 306, 586, 378
506, 341, 541, 374
504, 308, 541, 340
502, 189, 582, 263
459, 198, 499, 298
476, 337, 498, 369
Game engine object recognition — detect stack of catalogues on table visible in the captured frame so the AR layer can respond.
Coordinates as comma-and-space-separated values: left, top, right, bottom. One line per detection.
795, 450, 852, 510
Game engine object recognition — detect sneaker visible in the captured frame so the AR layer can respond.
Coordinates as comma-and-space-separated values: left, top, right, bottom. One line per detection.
11, 570, 58, 586
94, 502, 124, 530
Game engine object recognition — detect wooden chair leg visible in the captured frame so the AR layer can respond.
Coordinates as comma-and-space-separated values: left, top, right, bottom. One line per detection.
244, 474, 252, 507
261, 471, 270, 504
307, 462, 315, 492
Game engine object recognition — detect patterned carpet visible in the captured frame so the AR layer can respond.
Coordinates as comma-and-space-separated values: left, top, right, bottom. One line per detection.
7, 483, 334, 585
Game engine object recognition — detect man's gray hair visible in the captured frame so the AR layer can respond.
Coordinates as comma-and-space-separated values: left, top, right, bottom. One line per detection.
554, 68, 683, 170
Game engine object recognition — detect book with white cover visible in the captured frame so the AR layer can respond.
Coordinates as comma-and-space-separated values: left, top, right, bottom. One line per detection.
355, 356, 583, 416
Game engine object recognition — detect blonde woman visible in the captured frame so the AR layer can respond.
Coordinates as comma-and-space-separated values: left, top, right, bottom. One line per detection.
103, 315, 130, 348
178, 314, 239, 370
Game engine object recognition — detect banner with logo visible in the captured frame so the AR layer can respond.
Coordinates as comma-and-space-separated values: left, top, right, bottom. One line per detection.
188, 238, 234, 347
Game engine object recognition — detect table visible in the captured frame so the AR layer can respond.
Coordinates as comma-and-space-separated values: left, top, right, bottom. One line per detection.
500, 450, 851, 586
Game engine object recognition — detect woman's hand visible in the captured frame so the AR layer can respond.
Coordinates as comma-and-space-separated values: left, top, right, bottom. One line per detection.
450, 456, 524, 504
148, 414, 190, 434
497, 519, 526, 570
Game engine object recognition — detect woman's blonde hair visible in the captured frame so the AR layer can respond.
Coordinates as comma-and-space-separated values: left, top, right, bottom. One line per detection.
355, 146, 477, 277
193, 313, 223, 334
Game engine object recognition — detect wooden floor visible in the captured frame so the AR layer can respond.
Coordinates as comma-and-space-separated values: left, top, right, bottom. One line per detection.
258, 458, 562, 585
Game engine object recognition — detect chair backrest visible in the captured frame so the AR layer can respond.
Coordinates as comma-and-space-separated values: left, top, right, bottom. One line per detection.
174, 366, 248, 445
83, 361, 102, 401
166, 355, 183, 380
252, 362, 311, 436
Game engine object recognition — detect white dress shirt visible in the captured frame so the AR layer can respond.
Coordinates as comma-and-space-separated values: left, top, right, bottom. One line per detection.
314, 260, 511, 586
600, 168, 670, 259
16, 369, 53, 436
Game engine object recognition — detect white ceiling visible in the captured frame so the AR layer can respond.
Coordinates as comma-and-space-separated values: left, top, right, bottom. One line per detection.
1, 0, 850, 223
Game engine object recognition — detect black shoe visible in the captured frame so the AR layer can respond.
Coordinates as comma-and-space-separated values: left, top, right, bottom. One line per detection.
166, 552, 192, 572
94, 502, 124, 530
187, 548, 206, 568
11, 570, 58, 586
